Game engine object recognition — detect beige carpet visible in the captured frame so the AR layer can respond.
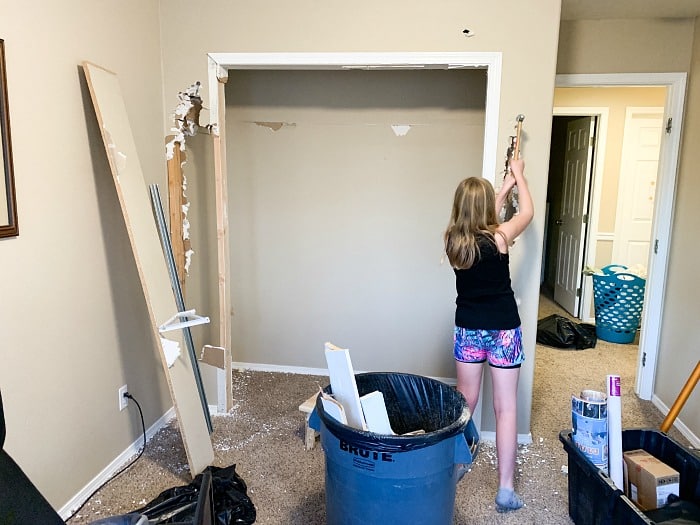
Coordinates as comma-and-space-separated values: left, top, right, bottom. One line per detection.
66, 296, 691, 524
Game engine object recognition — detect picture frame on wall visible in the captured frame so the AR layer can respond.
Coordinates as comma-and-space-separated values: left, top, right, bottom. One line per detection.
0, 38, 18, 238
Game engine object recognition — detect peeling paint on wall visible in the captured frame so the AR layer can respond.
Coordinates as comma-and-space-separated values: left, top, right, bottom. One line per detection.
253, 121, 296, 131
391, 124, 412, 137
103, 128, 128, 182
165, 82, 204, 160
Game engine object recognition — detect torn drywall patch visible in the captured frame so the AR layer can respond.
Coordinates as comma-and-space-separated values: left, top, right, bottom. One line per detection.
182, 202, 191, 240
253, 121, 296, 132
103, 128, 127, 181
391, 125, 412, 137
184, 248, 194, 273
165, 82, 204, 160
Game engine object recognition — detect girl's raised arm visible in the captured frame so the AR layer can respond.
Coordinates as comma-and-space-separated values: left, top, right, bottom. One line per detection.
497, 158, 533, 245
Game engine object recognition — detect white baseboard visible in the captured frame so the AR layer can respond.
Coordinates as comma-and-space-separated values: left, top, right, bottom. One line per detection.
230, 360, 456, 386
59, 407, 177, 520
651, 394, 700, 448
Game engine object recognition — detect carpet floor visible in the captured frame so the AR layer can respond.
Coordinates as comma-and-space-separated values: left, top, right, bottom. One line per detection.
66, 296, 691, 524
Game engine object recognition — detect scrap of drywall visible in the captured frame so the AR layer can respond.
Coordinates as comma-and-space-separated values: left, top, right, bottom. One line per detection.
160, 337, 182, 368
360, 391, 395, 435
200, 344, 226, 370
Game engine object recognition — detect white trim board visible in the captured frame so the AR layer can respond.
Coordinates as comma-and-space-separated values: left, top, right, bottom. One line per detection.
207, 52, 502, 185
555, 73, 687, 401
59, 407, 177, 520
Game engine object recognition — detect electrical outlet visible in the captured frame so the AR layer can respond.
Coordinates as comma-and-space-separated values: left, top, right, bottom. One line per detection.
118, 385, 129, 411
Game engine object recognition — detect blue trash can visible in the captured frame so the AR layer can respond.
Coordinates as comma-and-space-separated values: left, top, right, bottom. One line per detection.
592, 264, 646, 344
309, 372, 479, 525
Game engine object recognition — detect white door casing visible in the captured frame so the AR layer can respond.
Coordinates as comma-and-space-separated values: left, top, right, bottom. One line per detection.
556, 73, 686, 401
206, 52, 506, 438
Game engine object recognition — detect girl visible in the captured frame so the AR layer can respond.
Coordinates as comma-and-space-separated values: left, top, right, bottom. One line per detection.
444, 158, 533, 512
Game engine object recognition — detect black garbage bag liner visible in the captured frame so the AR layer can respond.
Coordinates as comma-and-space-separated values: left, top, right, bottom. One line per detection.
536, 314, 597, 350
135, 464, 256, 525
315, 372, 472, 453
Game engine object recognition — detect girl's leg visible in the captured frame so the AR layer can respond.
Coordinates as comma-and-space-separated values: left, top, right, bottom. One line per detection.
455, 360, 484, 415
490, 365, 523, 511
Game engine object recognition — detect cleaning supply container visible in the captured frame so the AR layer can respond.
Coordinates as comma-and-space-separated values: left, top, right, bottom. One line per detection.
592, 264, 646, 344
309, 372, 479, 525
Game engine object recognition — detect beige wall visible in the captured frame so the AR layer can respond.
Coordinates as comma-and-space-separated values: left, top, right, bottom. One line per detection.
0, 0, 562, 513
656, 18, 700, 435
557, 19, 700, 439
558, 19, 696, 74
0, 0, 173, 511
226, 69, 486, 376
4, 1, 696, 516
159, 0, 563, 441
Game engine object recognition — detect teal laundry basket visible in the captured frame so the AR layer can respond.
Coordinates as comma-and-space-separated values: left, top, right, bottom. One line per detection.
592, 264, 646, 344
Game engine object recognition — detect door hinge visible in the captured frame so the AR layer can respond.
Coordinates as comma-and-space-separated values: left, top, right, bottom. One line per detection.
582, 214, 588, 224
642, 352, 647, 367
654, 239, 659, 254
666, 118, 673, 134
589, 135, 596, 147
576, 287, 581, 297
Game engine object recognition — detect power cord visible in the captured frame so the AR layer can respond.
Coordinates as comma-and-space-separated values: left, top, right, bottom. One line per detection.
65, 391, 147, 522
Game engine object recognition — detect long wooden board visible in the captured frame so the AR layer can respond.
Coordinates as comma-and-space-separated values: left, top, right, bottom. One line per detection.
82, 62, 213, 476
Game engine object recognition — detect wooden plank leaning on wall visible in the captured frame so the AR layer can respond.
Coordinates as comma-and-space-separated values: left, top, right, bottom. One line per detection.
82, 61, 214, 476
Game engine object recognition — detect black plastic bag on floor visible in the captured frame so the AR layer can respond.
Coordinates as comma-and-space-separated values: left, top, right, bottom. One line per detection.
135, 464, 256, 525
536, 314, 597, 350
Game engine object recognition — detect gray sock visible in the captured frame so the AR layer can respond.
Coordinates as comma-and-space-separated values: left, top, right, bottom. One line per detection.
495, 488, 524, 512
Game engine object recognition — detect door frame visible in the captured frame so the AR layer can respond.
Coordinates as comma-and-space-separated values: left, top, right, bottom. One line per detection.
550, 109, 608, 321
206, 52, 504, 417
556, 73, 687, 400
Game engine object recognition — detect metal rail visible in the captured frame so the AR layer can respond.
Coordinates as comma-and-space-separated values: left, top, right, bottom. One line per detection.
149, 184, 213, 434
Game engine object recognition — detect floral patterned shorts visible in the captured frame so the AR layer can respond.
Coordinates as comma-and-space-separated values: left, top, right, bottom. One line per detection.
454, 326, 524, 368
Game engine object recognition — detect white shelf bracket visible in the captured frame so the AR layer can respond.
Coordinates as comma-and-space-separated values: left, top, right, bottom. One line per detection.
159, 309, 211, 333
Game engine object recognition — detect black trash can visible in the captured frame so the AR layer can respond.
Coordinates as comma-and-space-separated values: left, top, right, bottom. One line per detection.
309, 372, 479, 525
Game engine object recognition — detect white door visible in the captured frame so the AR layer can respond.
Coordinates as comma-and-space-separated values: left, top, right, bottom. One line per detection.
554, 116, 595, 315
613, 108, 664, 272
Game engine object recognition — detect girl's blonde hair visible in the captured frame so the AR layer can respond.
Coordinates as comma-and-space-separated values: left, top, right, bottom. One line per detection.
444, 177, 499, 269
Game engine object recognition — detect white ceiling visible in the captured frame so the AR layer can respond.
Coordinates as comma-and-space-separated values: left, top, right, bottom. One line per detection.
561, 0, 700, 20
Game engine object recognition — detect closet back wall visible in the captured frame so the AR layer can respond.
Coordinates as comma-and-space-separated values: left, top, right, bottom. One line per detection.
226, 68, 487, 377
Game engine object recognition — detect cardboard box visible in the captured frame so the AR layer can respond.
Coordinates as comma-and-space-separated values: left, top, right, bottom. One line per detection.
623, 449, 680, 510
